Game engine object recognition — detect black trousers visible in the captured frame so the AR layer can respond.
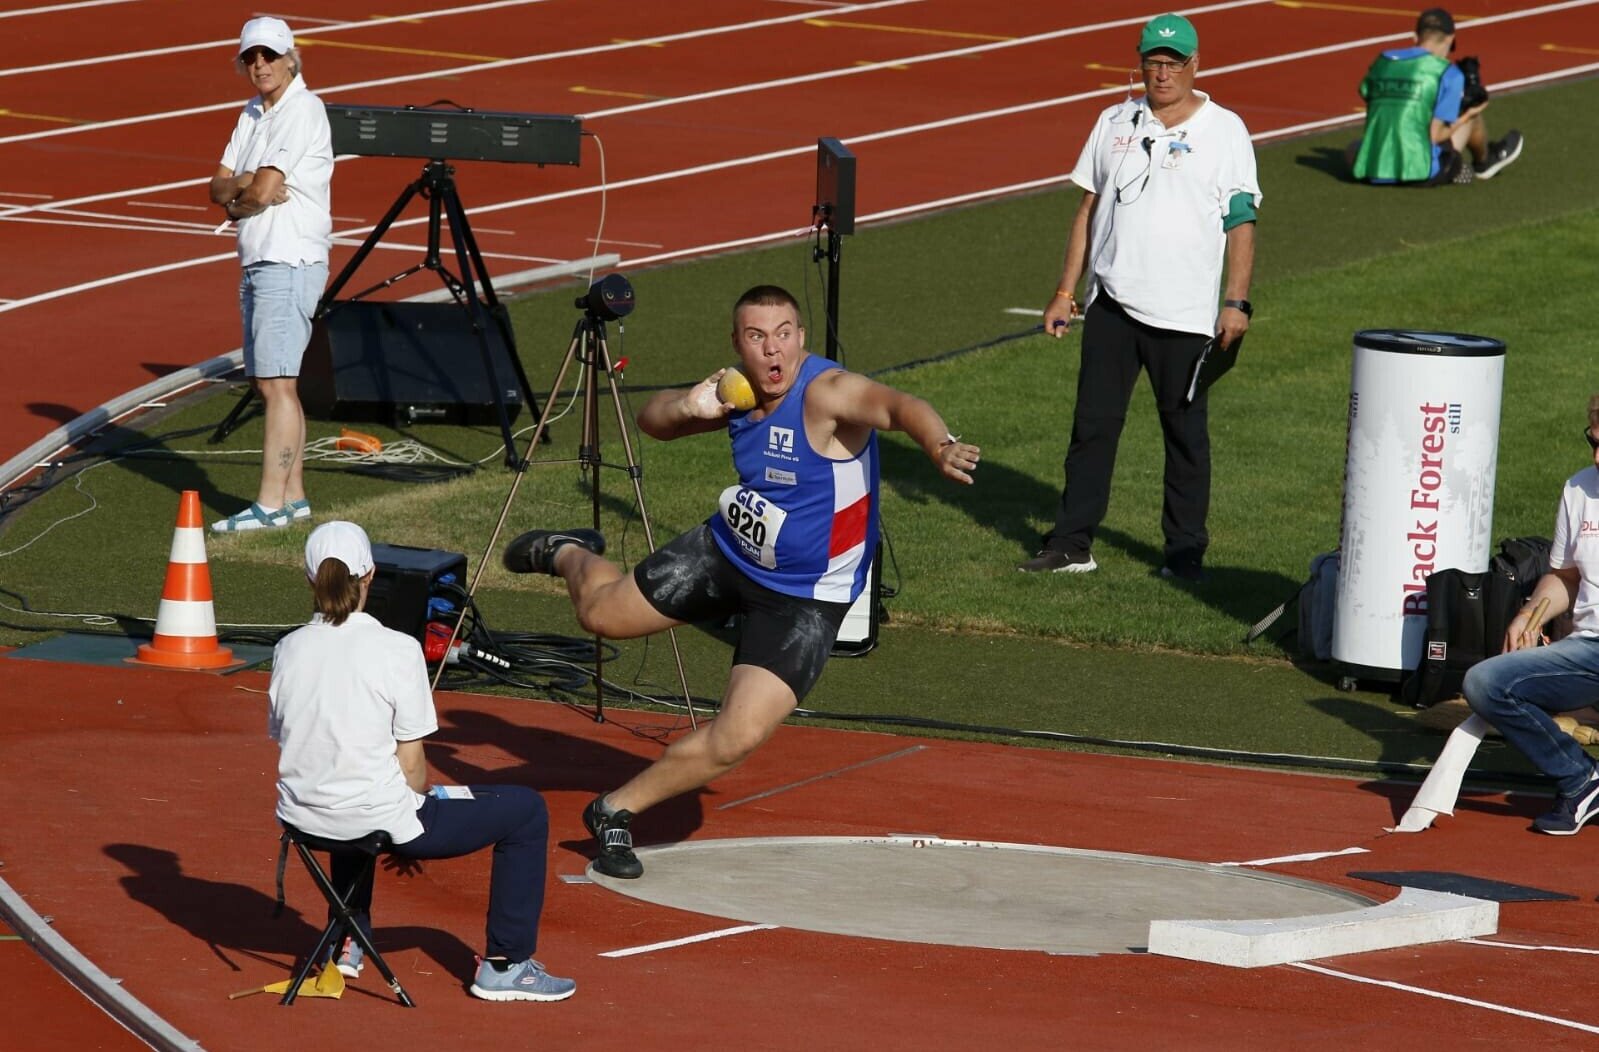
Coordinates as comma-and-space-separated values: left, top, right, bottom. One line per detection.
1045, 295, 1211, 566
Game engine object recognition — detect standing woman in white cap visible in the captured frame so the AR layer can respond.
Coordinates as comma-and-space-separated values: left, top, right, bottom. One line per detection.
209, 17, 333, 533
269, 521, 576, 1001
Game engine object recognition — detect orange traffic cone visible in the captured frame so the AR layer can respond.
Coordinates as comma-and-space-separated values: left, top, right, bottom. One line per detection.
131, 491, 240, 670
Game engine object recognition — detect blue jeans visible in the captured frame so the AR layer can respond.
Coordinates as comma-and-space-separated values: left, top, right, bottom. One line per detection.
331, 785, 550, 961
1463, 635, 1599, 797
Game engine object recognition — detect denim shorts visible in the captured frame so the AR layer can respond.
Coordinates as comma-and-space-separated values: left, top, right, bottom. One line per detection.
240, 261, 326, 378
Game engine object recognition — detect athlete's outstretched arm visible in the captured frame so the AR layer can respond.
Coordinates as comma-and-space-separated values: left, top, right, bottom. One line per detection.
811, 371, 980, 485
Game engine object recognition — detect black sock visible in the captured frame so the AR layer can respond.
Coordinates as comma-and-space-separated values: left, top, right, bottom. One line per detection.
487, 957, 515, 973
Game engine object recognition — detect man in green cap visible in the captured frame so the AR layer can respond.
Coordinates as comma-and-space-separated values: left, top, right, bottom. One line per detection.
1349, 8, 1522, 185
1023, 13, 1259, 584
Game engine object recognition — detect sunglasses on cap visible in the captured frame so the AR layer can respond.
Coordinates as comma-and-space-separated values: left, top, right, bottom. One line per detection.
239, 47, 282, 65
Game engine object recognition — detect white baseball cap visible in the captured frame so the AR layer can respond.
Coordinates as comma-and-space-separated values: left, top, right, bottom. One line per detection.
238, 16, 294, 58
304, 521, 375, 581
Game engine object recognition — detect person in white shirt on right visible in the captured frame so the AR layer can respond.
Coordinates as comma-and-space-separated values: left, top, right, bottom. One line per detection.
1464, 394, 1599, 835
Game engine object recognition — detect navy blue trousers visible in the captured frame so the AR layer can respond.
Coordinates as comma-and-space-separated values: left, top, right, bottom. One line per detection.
331, 784, 550, 961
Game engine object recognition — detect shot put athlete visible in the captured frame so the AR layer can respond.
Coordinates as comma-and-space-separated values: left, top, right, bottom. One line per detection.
504, 284, 980, 878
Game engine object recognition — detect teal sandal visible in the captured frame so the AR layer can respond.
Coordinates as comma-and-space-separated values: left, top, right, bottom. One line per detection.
210, 502, 289, 533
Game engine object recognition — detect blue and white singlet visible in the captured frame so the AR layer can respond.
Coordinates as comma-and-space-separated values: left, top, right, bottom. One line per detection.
707, 354, 879, 603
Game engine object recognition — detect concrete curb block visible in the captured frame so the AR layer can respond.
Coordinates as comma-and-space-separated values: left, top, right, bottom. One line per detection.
1147, 887, 1499, 968
0, 870, 204, 1052
0, 353, 243, 496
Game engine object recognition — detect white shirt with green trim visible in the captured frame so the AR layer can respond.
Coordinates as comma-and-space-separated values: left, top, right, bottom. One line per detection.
1071, 91, 1260, 336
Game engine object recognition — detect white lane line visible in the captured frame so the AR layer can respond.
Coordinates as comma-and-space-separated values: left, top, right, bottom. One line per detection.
600, 924, 779, 958
1466, 938, 1599, 955
716, 745, 926, 810
126, 201, 207, 212
11, 0, 1586, 149
0, 0, 926, 144
0, 191, 52, 199
1215, 846, 1370, 867
0, 0, 138, 19
0, 0, 561, 77
1291, 962, 1599, 1036
1, 211, 557, 263
0, 0, 1570, 220
0, 175, 223, 219
4, 39, 1594, 312
577, 0, 1275, 121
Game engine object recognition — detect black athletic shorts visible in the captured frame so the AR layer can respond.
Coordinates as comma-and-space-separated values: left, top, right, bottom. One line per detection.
633, 524, 850, 701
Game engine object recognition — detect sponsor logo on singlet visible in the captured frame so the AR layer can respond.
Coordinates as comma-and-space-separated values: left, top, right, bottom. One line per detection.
766, 426, 797, 461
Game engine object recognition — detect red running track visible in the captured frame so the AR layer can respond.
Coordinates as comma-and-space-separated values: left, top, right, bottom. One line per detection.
3, 656, 1599, 1049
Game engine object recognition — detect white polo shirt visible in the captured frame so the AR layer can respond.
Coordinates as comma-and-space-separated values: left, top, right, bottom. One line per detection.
268, 612, 438, 844
220, 75, 334, 268
1071, 91, 1260, 336
1551, 465, 1599, 637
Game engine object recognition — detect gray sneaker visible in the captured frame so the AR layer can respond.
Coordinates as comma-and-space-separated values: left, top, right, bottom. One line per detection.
331, 936, 363, 978
469, 958, 576, 1002
1018, 548, 1097, 574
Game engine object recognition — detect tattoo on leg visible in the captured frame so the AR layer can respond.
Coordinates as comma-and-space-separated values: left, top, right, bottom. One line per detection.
276, 447, 294, 470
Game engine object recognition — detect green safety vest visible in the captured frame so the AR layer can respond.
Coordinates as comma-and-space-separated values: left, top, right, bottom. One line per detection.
1352, 52, 1450, 183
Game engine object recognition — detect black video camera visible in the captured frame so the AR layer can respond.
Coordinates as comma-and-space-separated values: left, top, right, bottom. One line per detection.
1457, 56, 1489, 110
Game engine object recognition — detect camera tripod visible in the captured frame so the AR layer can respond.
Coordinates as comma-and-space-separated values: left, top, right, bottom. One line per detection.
431, 278, 695, 727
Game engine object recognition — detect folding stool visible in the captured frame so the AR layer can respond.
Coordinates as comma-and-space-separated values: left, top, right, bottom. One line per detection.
274, 823, 416, 1007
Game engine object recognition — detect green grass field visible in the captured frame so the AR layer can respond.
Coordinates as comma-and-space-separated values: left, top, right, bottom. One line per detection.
3, 76, 1596, 782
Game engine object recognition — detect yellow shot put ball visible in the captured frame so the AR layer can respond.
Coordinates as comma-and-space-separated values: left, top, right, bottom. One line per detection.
717, 366, 757, 410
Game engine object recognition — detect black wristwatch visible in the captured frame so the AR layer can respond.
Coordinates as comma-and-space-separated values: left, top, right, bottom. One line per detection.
1224, 298, 1253, 318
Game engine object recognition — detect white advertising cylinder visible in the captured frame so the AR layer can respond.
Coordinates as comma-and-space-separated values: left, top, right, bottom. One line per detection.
1331, 330, 1505, 681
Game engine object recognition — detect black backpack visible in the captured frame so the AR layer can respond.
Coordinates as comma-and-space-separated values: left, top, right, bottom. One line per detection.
1404, 537, 1552, 707
1490, 536, 1552, 600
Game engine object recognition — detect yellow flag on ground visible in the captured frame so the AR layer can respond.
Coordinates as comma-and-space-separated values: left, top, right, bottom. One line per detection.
230, 960, 346, 1000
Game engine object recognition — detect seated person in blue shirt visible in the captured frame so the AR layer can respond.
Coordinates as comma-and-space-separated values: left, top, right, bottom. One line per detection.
1347, 8, 1522, 185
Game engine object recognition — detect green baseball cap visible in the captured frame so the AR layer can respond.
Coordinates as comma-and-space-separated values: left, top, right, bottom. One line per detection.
1138, 13, 1198, 58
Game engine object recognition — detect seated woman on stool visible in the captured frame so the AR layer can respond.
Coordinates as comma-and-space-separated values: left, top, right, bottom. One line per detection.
269, 520, 574, 1001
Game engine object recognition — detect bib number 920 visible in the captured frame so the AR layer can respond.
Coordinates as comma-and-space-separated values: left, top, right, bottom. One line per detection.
717, 485, 787, 568
724, 489, 768, 546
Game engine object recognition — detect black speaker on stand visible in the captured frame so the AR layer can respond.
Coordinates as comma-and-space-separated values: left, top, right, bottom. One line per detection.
300, 300, 523, 427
